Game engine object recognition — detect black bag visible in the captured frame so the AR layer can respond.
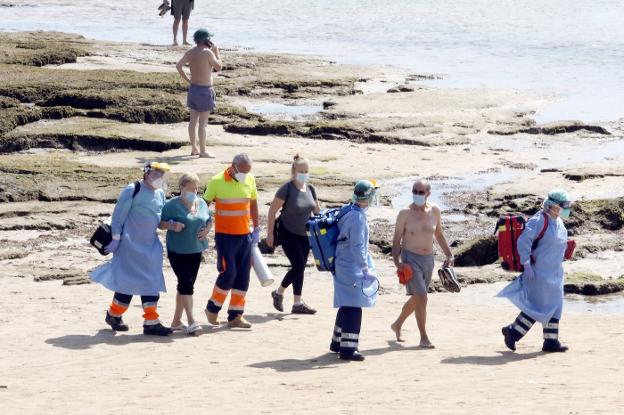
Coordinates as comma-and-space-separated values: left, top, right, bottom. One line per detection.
89, 182, 141, 255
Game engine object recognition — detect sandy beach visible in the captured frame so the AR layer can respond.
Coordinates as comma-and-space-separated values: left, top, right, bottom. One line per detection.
1, 32, 624, 414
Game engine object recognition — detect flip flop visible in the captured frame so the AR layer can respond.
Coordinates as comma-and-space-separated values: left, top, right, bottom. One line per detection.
418, 342, 436, 349
186, 322, 202, 335
438, 266, 461, 293
158, 6, 171, 17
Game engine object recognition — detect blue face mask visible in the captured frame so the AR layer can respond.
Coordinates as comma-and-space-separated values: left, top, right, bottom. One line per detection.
413, 194, 426, 206
183, 191, 197, 204
560, 208, 570, 219
295, 173, 310, 183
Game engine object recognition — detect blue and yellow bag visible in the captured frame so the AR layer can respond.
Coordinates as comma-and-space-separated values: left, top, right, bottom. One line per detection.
306, 204, 354, 272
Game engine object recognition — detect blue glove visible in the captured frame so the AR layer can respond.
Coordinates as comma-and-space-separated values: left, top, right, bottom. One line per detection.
522, 263, 535, 281
104, 239, 120, 254
251, 226, 261, 245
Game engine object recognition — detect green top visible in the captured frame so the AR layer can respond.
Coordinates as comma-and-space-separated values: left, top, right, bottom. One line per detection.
161, 196, 211, 254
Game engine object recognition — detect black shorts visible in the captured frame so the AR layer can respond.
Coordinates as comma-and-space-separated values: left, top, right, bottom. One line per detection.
172, 0, 194, 20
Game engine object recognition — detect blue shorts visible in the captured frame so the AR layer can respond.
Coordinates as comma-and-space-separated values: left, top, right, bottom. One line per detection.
187, 84, 216, 113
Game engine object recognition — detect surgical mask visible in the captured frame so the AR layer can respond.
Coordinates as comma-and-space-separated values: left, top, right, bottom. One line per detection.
234, 172, 247, 182
183, 191, 197, 204
295, 173, 309, 183
150, 177, 164, 189
560, 208, 571, 219
413, 194, 426, 206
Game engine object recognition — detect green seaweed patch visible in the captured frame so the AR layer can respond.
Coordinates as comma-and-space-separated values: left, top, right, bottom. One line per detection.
0, 33, 91, 66
564, 272, 624, 296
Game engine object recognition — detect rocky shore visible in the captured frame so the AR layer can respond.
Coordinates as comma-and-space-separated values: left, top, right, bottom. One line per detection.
1, 31, 623, 296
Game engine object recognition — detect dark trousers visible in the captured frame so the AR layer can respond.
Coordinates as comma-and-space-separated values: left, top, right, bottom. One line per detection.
279, 223, 310, 296
207, 233, 252, 321
330, 306, 362, 357
110, 292, 160, 325
168, 251, 202, 295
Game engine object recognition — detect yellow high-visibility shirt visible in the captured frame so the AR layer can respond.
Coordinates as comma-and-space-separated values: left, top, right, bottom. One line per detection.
203, 168, 257, 235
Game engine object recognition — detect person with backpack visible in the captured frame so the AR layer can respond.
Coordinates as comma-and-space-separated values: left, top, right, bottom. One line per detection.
497, 189, 572, 353
267, 154, 321, 314
329, 180, 379, 361
90, 162, 180, 336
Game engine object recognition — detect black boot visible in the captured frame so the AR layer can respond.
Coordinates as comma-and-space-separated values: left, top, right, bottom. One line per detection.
143, 323, 173, 336
340, 351, 365, 361
542, 339, 568, 353
105, 311, 129, 331
501, 326, 516, 351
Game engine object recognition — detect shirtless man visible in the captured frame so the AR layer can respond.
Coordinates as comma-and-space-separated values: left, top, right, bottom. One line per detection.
176, 29, 222, 158
390, 179, 454, 347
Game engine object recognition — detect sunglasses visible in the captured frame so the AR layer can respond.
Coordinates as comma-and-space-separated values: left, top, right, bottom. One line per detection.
412, 189, 427, 195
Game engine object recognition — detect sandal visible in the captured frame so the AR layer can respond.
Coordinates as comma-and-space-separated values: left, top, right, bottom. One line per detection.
171, 322, 187, 332
186, 322, 202, 335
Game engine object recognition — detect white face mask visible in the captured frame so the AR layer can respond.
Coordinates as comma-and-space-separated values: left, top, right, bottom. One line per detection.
234, 172, 247, 182
413, 194, 426, 206
295, 173, 309, 183
150, 177, 164, 189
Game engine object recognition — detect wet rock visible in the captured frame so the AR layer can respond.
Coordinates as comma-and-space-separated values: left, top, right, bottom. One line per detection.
224, 120, 297, 136
386, 85, 415, 93
0, 33, 90, 66
564, 272, 624, 296
0, 96, 20, 108
488, 120, 610, 136
0, 106, 42, 136
453, 235, 499, 267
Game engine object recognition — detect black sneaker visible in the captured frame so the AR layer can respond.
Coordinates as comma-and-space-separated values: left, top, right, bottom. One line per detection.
271, 290, 284, 312
502, 326, 516, 351
330, 342, 340, 353
340, 351, 365, 361
105, 311, 129, 331
143, 323, 173, 336
542, 339, 568, 353
292, 302, 317, 315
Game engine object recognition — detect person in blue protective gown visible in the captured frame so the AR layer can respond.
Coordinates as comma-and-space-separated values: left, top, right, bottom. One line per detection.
90, 162, 184, 336
497, 189, 573, 353
330, 179, 379, 361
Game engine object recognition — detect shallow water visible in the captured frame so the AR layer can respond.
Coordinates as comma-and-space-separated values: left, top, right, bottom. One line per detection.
245, 102, 323, 121
2, 0, 624, 122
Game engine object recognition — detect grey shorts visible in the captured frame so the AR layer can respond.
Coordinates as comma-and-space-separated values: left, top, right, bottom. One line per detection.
402, 250, 435, 295
187, 84, 216, 113
172, 0, 194, 20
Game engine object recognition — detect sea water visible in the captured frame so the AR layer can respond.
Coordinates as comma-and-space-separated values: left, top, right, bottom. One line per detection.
2, 0, 624, 122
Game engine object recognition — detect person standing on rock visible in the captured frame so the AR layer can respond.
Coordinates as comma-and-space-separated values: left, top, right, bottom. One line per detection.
202, 153, 260, 328
90, 162, 180, 336
330, 180, 379, 362
497, 190, 572, 353
266, 154, 321, 315
161, 173, 211, 335
176, 29, 222, 158
390, 179, 454, 348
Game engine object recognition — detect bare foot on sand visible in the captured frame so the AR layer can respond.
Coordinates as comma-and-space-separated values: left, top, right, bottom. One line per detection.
183, 41, 191, 46
199, 151, 216, 158
172, 41, 179, 47
390, 322, 405, 342
419, 338, 435, 349
191, 147, 200, 156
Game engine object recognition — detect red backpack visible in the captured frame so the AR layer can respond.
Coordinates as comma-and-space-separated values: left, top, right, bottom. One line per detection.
495, 212, 549, 272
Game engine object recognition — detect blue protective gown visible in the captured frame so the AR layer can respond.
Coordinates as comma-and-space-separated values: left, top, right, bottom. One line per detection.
497, 210, 568, 324
333, 205, 377, 308
90, 181, 166, 296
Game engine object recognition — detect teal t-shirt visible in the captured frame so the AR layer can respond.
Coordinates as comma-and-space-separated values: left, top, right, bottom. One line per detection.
161, 196, 211, 254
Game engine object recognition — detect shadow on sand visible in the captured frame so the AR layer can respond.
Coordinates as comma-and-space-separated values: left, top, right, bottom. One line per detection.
248, 341, 429, 372
440, 350, 544, 366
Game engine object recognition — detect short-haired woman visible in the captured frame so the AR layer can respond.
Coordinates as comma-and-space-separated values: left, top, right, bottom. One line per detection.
267, 155, 321, 314
161, 173, 211, 334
